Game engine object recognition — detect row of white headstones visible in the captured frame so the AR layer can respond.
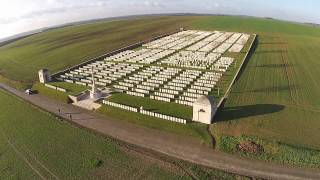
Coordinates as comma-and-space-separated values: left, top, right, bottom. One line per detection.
114, 65, 225, 106
59, 62, 144, 87
100, 31, 248, 71
103, 100, 188, 124
59, 30, 247, 108
105, 48, 176, 64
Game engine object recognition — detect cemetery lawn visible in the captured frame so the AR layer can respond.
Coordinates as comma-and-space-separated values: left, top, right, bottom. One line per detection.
0, 88, 242, 179
32, 82, 89, 103
48, 81, 89, 95
107, 93, 193, 119
98, 105, 212, 146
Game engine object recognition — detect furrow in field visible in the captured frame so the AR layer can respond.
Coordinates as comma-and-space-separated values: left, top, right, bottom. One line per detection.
279, 36, 299, 103
2, 135, 46, 180
280, 35, 320, 111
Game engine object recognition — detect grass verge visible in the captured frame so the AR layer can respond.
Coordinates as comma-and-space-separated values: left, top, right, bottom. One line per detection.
215, 134, 320, 169
0, 74, 31, 90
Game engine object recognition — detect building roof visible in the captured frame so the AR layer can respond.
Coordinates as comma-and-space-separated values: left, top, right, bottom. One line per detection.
39, 69, 49, 73
194, 95, 216, 106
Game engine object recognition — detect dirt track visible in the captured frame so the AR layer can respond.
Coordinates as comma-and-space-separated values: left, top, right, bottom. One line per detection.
1, 83, 320, 180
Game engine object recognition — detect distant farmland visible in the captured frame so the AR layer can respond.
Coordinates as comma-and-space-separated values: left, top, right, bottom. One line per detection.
0, 16, 195, 82
1, 15, 320, 167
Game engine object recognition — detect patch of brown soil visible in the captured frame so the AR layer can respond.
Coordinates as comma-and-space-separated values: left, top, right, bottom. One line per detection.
237, 141, 264, 154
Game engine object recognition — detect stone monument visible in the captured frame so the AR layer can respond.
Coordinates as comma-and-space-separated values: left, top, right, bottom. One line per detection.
89, 67, 102, 99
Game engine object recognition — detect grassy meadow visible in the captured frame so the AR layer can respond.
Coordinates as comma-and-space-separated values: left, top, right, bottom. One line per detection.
0, 16, 195, 83
1, 15, 320, 168
0, 88, 242, 179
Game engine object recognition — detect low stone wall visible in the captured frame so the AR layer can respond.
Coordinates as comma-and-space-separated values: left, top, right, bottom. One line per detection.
140, 109, 187, 124
102, 100, 138, 112
102, 100, 187, 124
44, 83, 67, 92
217, 34, 258, 108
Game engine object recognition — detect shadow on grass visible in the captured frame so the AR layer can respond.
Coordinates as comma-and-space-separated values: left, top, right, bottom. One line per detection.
32, 90, 39, 94
259, 42, 287, 45
248, 85, 299, 93
248, 85, 298, 93
254, 63, 291, 68
231, 85, 299, 94
215, 104, 285, 122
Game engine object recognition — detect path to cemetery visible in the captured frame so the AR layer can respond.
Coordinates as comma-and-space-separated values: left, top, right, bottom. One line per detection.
1, 83, 319, 180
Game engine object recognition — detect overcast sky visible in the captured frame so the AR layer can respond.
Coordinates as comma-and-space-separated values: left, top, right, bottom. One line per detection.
0, 0, 319, 39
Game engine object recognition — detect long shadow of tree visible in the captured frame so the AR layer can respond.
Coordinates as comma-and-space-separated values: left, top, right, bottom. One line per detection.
254, 63, 291, 68
214, 104, 285, 122
231, 85, 299, 94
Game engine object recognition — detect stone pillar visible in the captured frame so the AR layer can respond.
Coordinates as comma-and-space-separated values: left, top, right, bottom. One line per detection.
38, 69, 51, 83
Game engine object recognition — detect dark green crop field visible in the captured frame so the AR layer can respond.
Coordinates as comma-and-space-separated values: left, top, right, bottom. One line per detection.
1, 15, 320, 168
0, 89, 242, 179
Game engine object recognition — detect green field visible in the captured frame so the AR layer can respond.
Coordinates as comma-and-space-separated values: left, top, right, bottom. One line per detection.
1, 15, 320, 168
0, 88, 243, 179
0, 16, 194, 83
192, 17, 320, 148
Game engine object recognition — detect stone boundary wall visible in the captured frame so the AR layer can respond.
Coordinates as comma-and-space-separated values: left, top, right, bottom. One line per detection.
140, 109, 187, 124
44, 83, 67, 92
102, 100, 138, 112
102, 100, 187, 124
217, 34, 257, 108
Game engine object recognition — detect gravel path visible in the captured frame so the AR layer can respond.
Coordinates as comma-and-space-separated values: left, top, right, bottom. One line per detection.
1, 83, 319, 180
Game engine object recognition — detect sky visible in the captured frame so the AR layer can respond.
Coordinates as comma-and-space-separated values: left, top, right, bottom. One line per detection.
0, 0, 319, 39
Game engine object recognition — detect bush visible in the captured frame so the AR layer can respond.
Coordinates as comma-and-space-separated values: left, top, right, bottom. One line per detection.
217, 135, 320, 168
